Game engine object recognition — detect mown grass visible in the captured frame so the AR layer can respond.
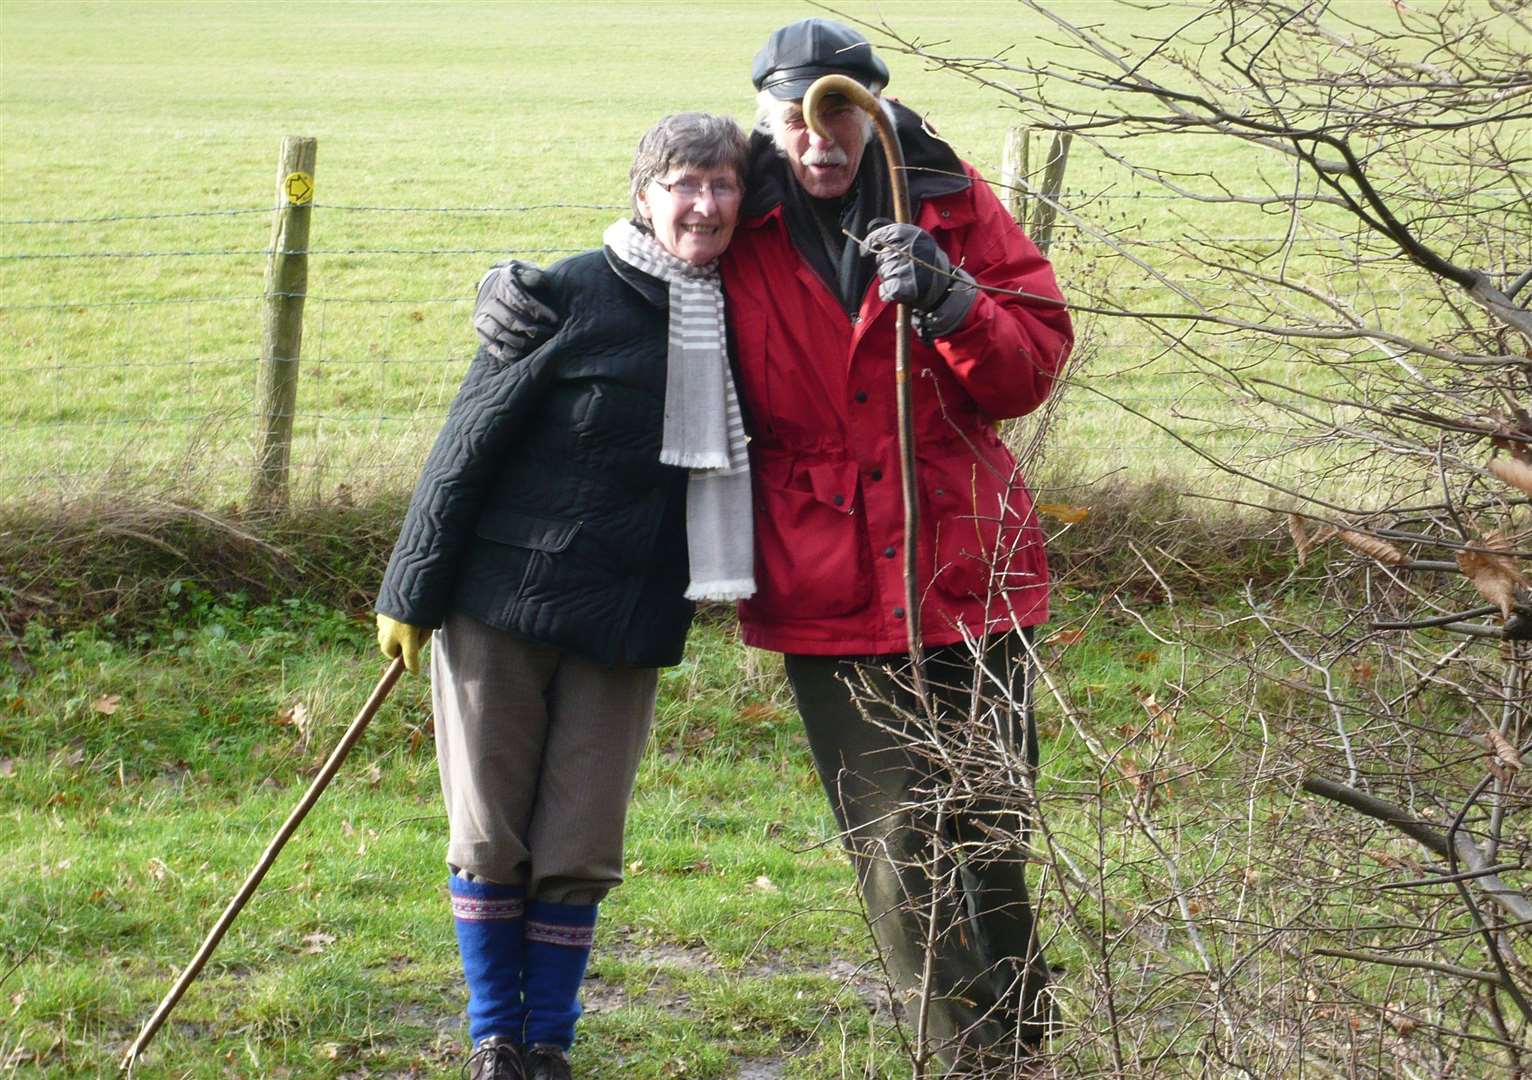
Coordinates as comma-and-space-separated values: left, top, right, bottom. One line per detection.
0, 0, 1404, 508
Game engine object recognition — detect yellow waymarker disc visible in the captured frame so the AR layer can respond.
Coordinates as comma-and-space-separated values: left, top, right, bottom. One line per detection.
283, 171, 314, 206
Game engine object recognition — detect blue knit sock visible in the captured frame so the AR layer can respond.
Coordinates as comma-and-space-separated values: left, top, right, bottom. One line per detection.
449, 874, 526, 1043
522, 899, 598, 1049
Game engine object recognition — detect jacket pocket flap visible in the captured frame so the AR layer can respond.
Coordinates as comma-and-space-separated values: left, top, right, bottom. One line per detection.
804, 461, 859, 513
476, 513, 581, 553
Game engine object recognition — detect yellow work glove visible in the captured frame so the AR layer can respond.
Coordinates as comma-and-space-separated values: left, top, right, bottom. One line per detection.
376, 614, 430, 675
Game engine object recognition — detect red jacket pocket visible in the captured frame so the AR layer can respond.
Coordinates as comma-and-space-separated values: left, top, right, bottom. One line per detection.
745, 461, 870, 621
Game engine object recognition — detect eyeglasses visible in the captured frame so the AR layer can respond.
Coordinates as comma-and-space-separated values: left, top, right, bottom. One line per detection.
651, 177, 743, 203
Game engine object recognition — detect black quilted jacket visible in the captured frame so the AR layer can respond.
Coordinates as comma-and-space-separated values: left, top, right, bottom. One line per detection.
375, 248, 693, 668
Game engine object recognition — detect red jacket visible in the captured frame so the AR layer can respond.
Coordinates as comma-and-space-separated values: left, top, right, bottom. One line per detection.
721, 134, 1073, 656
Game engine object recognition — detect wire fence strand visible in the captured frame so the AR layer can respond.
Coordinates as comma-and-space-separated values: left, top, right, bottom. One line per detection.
0, 191, 1432, 501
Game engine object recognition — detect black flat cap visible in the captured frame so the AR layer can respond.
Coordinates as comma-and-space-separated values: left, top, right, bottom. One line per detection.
752, 18, 890, 100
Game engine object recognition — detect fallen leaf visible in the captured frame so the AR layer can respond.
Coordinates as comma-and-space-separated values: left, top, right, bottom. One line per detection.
1458, 543, 1527, 620
364, 763, 383, 787
302, 931, 336, 954
1037, 502, 1089, 524
1117, 755, 1158, 807
276, 701, 313, 750
1140, 693, 1175, 731
1489, 455, 1532, 498
1049, 628, 1084, 646
1485, 727, 1522, 774
1490, 417, 1532, 461
1334, 529, 1409, 567
0, 758, 13, 779
1387, 1001, 1418, 1035
91, 694, 121, 715
752, 875, 780, 894
1287, 513, 1313, 566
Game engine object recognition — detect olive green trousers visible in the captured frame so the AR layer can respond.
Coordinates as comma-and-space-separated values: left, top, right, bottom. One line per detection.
784, 630, 1051, 1073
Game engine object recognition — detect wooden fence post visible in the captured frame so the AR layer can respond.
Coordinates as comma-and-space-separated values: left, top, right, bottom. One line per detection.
249, 135, 317, 512
1030, 131, 1072, 257
999, 126, 1072, 258
1000, 125, 1030, 225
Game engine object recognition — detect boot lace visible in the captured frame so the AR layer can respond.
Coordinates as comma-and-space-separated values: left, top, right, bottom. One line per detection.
463, 1038, 524, 1080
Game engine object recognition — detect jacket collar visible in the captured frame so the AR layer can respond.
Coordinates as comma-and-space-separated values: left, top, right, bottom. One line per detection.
740, 99, 970, 225
603, 243, 669, 309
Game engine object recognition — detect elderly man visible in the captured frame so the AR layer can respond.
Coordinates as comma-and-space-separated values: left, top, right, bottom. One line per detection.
477, 19, 1072, 1071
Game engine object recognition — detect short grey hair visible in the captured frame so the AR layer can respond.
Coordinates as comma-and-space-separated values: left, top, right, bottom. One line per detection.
755, 90, 876, 156
629, 112, 750, 225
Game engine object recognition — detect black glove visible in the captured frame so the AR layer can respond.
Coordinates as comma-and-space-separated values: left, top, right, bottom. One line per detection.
473, 259, 558, 364
863, 221, 977, 339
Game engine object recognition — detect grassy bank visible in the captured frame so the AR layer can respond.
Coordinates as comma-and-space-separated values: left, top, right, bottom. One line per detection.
5, 482, 1505, 1076
0, 480, 1284, 1077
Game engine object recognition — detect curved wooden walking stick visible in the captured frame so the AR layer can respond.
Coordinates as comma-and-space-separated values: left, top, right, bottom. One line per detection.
802, 75, 929, 708
120, 658, 407, 1073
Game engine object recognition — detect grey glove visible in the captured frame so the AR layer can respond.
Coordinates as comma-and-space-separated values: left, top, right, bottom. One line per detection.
863, 221, 977, 339
473, 259, 558, 364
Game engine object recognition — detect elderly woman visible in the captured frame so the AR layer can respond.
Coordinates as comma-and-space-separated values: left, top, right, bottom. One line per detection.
374, 113, 752, 1080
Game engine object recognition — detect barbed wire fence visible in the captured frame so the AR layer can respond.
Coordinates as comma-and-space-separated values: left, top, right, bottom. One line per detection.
0, 129, 1358, 511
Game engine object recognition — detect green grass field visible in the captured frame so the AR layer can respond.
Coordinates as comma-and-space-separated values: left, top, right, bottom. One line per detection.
3, 3, 1513, 1077
0, 0, 1346, 508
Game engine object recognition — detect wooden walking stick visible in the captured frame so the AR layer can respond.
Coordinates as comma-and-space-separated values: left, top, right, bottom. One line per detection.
802, 74, 929, 708
120, 657, 406, 1073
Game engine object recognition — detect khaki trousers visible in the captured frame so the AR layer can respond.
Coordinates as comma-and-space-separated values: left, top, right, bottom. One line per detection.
431, 611, 658, 904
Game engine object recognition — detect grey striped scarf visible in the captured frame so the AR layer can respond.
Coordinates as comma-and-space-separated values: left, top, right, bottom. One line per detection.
603, 219, 755, 602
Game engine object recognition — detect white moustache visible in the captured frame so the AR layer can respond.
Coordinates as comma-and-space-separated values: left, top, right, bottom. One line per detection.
801, 147, 850, 167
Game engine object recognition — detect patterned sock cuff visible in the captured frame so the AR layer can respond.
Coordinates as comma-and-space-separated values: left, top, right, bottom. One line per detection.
525, 899, 598, 948
449, 873, 525, 922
